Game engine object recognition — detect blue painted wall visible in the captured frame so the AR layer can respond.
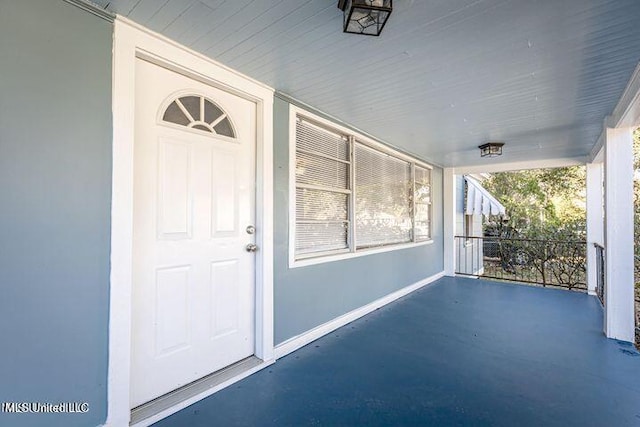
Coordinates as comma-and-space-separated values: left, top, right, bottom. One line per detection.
0, 1, 113, 426
273, 96, 444, 345
455, 176, 484, 275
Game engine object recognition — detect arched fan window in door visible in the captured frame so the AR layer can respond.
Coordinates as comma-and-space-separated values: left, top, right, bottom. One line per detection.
162, 95, 236, 138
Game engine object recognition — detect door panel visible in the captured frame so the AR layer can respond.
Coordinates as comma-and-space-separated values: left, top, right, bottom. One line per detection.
157, 139, 193, 239
211, 151, 238, 236
210, 260, 240, 338
155, 266, 191, 355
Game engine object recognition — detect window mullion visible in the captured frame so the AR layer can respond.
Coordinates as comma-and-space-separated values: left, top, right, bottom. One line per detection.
296, 183, 351, 195
428, 169, 432, 240
296, 148, 351, 165
348, 136, 357, 253
411, 162, 416, 243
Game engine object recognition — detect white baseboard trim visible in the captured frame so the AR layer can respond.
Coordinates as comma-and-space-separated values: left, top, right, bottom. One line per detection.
129, 359, 275, 427
274, 271, 445, 360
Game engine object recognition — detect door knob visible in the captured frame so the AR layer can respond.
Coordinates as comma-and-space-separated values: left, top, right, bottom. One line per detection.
245, 244, 258, 253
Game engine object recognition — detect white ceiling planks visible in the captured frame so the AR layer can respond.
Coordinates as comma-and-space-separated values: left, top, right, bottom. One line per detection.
95, 0, 640, 167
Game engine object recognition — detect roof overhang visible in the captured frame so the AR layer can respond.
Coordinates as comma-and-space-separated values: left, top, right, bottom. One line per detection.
464, 175, 505, 217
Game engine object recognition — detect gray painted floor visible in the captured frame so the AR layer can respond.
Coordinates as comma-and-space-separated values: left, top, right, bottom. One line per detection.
153, 277, 640, 427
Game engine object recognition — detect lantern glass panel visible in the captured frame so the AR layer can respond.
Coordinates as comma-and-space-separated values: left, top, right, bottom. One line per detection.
343, 0, 392, 36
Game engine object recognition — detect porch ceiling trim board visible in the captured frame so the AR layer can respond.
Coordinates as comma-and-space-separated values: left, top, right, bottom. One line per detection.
589, 62, 640, 162
453, 157, 585, 175
610, 62, 640, 129
274, 271, 445, 360
107, 18, 275, 427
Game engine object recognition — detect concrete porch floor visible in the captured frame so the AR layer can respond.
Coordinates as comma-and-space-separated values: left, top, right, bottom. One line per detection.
153, 276, 640, 427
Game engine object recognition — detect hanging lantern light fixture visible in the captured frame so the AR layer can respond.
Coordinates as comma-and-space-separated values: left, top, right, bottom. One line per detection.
479, 142, 504, 158
338, 0, 393, 36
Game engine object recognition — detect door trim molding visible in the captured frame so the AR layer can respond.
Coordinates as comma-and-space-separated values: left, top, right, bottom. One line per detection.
106, 17, 274, 427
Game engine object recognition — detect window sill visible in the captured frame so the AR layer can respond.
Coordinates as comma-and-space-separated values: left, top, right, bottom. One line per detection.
289, 239, 434, 269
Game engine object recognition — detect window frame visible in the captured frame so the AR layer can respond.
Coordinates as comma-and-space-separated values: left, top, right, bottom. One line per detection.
157, 91, 239, 143
293, 118, 352, 259
289, 106, 433, 268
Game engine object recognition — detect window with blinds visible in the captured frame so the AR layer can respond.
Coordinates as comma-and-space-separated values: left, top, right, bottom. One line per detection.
292, 110, 433, 261
355, 143, 412, 248
294, 117, 351, 257
414, 165, 432, 241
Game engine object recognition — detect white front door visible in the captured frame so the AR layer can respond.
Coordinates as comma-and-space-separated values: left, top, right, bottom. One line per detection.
131, 58, 256, 408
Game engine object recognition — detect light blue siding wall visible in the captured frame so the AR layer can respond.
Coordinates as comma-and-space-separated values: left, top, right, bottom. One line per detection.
273, 97, 444, 345
0, 1, 113, 426
455, 176, 484, 275
456, 175, 466, 235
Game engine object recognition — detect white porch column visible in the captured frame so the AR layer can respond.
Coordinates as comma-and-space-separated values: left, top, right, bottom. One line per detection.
604, 126, 635, 342
443, 168, 456, 276
586, 162, 604, 295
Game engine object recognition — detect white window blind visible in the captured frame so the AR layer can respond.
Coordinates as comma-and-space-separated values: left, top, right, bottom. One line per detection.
355, 143, 412, 248
294, 118, 351, 257
414, 165, 431, 241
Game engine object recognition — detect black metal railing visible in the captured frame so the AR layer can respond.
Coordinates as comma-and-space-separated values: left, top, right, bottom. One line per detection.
594, 243, 605, 305
455, 236, 587, 291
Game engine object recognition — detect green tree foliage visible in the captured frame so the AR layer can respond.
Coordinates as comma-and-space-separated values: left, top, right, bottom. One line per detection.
482, 167, 587, 288
483, 166, 586, 235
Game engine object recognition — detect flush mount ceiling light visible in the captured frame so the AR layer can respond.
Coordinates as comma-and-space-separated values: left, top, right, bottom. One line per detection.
338, 0, 393, 36
479, 142, 505, 158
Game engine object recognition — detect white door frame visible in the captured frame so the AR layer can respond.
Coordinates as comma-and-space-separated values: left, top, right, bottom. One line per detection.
107, 18, 274, 426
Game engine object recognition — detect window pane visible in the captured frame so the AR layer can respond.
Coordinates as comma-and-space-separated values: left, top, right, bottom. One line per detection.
295, 222, 349, 255
192, 124, 211, 132
179, 96, 200, 121
162, 101, 190, 126
204, 100, 224, 123
294, 116, 351, 258
296, 151, 348, 189
296, 119, 348, 161
414, 166, 431, 241
213, 117, 235, 137
296, 188, 348, 221
355, 143, 412, 248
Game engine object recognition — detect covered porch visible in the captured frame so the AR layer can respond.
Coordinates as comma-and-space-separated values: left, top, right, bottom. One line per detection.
3, 2, 640, 426
153, 276, 639, 427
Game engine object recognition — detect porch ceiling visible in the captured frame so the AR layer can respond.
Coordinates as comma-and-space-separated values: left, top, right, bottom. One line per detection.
98, 0, 640, 167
